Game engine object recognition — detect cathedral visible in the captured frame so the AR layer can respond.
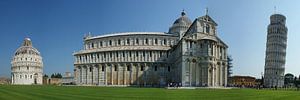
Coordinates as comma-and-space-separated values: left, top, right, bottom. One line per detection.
73, 10, 228, 87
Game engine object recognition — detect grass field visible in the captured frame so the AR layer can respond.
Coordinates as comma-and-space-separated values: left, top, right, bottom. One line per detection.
0, 85, 300, 100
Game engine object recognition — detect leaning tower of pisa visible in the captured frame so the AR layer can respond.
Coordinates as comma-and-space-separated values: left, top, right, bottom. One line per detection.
264, 13, 288, 87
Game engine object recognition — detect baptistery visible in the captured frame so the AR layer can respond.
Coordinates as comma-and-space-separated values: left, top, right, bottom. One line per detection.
11, 38, 43, 85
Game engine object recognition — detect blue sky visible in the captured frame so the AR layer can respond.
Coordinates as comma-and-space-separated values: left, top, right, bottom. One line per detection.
0, 0, 299, 78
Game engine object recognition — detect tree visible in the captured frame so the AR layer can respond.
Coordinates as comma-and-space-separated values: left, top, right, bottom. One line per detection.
50, 73, 62, 78
261, 76, 264, 85
227, 56, 233, 78
294, 76, 298, 87
43, 74, 48, 78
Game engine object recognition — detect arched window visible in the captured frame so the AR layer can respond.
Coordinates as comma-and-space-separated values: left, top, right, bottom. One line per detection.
127, 65, 131, 71
102, 66, 105, 71
136, 38, 139, 44
206, 25, 210, 33
127, 38, 130, 44
109, 40, 112, 45
145, 38, 148, 44
100, 41, 103, 46
114, 65, 118, 71
141, 65, 144, 71
136, 51, 139, 57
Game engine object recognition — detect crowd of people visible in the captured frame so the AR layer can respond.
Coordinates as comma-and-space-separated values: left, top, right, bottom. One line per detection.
167, 82, 182, 88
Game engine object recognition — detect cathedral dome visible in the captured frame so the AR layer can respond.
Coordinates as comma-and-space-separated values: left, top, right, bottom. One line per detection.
172, 11, 192, 26
169, 10, 192, 38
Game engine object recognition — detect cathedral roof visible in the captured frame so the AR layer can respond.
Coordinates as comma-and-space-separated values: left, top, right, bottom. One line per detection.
86, 32, 175, 40
198, 15, 218, 26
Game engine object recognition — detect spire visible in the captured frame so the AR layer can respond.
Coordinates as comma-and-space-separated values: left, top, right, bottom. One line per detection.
22, 38, 32, 46
205, 7, 209, 15
274, 6, 277, 14
181, 9, 186, 16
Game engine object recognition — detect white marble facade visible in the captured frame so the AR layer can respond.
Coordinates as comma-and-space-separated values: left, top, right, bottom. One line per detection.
74, 11, 228, 87
11, 38, 43, 85
264, 14, 287, 88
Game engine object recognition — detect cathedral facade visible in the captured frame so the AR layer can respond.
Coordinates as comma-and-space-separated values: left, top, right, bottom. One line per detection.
73, 11, 228, 87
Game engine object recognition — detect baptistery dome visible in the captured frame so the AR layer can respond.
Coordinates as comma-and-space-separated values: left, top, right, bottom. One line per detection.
11, 38, 43, 85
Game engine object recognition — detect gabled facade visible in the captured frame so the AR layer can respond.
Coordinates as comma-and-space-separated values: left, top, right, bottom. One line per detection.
169, 13, 228, 87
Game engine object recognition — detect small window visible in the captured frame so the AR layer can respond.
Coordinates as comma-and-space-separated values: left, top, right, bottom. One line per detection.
136, 51, 139, 57
154, 66, 157, 71
27, 66, 29, 70
159, 51, 162, 56
109, 40, 112, 45
163, 39, 166, 45
206, 25, 210, 33
100, 41, 103, 46
150, 51, 152, 57
127, 65, 131, 71
129, 51, 132, 57
114, 65, 118, 71
123, 51, 125, 57
89, 67, 92, 72
141, 66, 144, 71
143, 51, 145, 57
155, 38, 158, 44
145, 38, 148, 44
102, 66, 105, 71
136, 38, 139, 44
30, 75, 32, 79
168, 66, 171, 72
127, 38, 130, 44
118, 39, 121, 45
25, 75, 27, 79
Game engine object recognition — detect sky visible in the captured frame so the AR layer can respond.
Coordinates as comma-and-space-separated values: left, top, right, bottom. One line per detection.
0, 0, 299, 78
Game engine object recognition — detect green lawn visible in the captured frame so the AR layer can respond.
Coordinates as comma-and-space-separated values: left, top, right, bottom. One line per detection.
0, 85, 299, 100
